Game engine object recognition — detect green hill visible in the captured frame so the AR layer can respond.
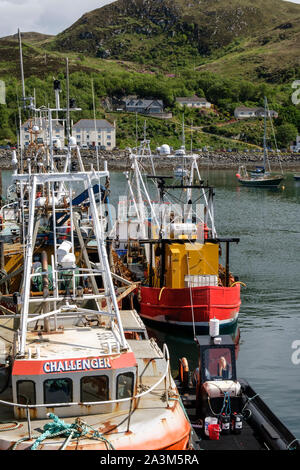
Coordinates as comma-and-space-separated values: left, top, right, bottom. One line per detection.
48, 0, 300, 81
0, 0, 299, 147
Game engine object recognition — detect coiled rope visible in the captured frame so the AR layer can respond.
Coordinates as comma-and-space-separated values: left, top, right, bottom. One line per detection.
12, 413, 115, 451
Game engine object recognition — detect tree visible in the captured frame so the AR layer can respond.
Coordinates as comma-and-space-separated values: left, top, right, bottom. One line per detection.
276, 123, 298, 148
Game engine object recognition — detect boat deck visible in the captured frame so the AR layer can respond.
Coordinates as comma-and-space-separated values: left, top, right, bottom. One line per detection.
178, 387, 266, 451
197, 421, 263, 450
120, 310, 148, 336
25, 327, 122, 359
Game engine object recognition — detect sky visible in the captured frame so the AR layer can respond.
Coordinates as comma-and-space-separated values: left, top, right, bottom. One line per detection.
0, 0, 300, 38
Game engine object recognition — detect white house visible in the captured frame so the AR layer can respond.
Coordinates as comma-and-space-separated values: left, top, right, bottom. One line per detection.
72, 119, 116, 149
235, 106, 278, 119
234, 107, 258, 119
21, 118, 65, 148
290, 135, 300, 152
176, 96, 212, 109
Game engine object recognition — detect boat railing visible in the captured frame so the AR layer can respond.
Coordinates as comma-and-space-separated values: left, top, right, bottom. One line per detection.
0, 344, 171, 438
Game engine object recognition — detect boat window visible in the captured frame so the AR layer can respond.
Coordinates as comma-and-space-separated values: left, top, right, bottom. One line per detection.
44, 378, 73, 405
17, 380, 36, 405
80, 376, 109, 402
203, 348, 233, 382
117, 372, 134, 399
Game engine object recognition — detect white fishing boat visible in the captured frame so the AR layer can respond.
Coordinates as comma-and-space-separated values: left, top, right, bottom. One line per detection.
0, 35, 193, 451
0, 134, 193, 451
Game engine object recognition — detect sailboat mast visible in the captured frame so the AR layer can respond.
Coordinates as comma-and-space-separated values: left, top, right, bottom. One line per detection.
263, 96, 267, 170
18, 29, 26, 105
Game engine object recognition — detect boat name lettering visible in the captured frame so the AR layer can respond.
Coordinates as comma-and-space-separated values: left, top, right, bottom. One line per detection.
43, 358, 112, 373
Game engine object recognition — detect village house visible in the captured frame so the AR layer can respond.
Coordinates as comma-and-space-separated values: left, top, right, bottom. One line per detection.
21, 117, 65, 148
72, 119, 116, 149
176, 95, 212, 109
234, 106, 279, 119
290, 135, 300, 152
125, 98, 164, 115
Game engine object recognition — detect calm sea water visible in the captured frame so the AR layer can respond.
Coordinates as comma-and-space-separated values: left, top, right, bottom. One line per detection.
109, 168, 300, 437
2, 168, 299, 436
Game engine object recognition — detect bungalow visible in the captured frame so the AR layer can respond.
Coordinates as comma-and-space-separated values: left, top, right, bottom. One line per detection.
72, 119, 116, 149
255, 107, 279, 119
234, 107, 258, 119
176, 96, 212, 109
21, 118, 64, 148
125, 99, 164, 114
235, 106, 278, 119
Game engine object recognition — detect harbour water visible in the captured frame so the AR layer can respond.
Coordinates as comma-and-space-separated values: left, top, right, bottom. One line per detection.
2, 168, 299, 437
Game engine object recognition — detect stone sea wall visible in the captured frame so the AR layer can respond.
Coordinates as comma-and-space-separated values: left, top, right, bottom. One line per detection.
0, 149, 300, 171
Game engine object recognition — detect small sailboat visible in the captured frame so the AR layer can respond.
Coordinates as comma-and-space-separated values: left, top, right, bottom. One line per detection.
236, 97, 284, 188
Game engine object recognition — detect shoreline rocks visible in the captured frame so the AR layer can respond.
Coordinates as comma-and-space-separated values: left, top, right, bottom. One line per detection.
1, 149, 300, 171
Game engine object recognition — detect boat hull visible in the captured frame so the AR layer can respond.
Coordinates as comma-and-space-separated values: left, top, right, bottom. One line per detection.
138, 284, 241, 332
239, 176, 283, 187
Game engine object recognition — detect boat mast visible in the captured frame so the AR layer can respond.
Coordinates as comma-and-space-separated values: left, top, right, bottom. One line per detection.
18, 29, 26, 106
263, 96, 271, 172
18, 29, 34, 110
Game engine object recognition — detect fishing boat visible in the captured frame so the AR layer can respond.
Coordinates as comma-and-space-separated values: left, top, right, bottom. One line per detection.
293, 173, 300, 181
0, 144, 193, 451
112, 150, 243, 334
236, 97, 284, 188
176, 319, 300, 451
0, 37, 193, 450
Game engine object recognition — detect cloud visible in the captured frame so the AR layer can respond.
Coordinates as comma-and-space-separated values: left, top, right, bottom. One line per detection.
0, 0, 115, 37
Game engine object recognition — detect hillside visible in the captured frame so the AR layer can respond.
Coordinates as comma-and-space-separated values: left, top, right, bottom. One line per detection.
1, 32, 54, 44
0, 0, 299, 83
48, 0, 300, 81
0, 0, 299, 148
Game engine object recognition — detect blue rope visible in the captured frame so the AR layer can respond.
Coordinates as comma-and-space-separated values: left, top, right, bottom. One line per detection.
220, 392, 231, 416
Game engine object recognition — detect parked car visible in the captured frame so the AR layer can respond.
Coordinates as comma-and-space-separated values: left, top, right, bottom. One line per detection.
80, 144, 89, 150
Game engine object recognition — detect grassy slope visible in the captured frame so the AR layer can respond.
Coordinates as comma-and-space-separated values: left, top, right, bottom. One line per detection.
47, 0, 300, 81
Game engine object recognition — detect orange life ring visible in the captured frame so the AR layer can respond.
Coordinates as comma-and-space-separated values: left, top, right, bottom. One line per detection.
179, 357, 189, 387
